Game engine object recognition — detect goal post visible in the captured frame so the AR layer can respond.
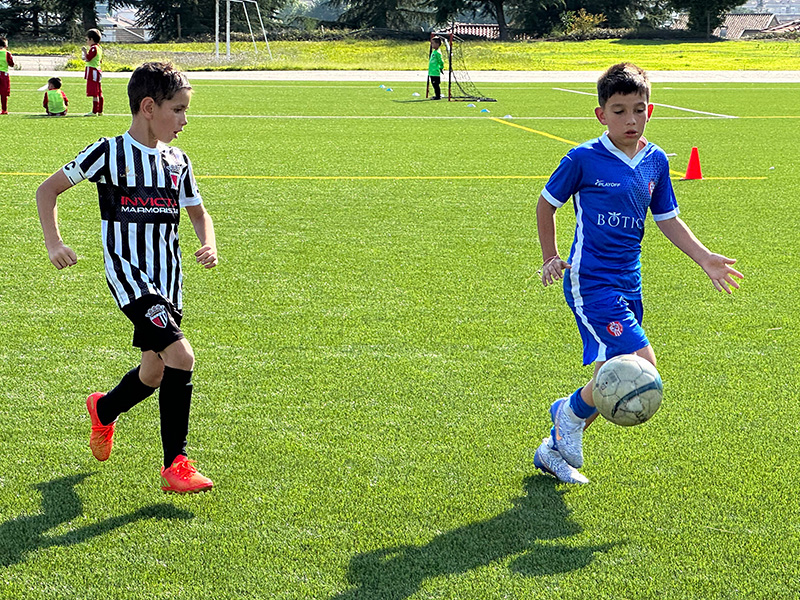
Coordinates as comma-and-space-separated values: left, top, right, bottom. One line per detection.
215, 0, 273, 60
428, 30, 496, 102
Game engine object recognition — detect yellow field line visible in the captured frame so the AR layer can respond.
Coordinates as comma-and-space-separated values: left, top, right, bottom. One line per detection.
488, 117, 767, 180
0, 172, 548, 181
194, 174, 549, 180
489, 117, 580, 145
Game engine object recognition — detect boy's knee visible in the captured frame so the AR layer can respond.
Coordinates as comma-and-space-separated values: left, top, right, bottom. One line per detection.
161, 339, 195, 371
139, 353, 165, 387
139, 364, 164, 388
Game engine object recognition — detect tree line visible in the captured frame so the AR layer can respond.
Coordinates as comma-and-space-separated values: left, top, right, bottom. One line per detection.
0, 0, 746, 41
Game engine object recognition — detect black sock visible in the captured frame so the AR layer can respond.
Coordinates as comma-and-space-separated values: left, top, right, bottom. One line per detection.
159, 366, 193, 468
97, 366, 157, 426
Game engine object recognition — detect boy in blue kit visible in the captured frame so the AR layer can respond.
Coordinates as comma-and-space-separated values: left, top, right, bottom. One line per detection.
533, 63, 743, 484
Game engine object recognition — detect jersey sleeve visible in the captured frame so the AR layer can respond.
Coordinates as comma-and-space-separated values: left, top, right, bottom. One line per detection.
541, 151, 581, 208
85, 45, 97, 62
178, 154, 203, 207
62, 138, 108, 185
6, 52, 13, 68
649, 151, 680, 221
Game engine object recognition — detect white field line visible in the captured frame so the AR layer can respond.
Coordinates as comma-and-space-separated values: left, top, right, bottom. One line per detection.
553, 87, 738, 119
6, 111, 752, 120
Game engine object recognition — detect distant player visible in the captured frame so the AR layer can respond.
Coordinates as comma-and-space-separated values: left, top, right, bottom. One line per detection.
43, 77, 69, 116
0, 37, 14, 115
428, 36, 444, 100
81, 28, 103, 116
533, 63, 743, 484
36, 62, 218, 494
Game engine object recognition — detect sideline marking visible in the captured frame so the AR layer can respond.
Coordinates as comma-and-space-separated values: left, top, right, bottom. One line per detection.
552, 87, 738, 119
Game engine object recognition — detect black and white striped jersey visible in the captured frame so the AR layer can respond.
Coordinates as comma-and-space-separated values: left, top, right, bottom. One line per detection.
62, 131, 203, 310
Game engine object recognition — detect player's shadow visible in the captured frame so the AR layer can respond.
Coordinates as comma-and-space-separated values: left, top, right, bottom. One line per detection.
332, 476, 613, 600
23, 115, 79, 119
0, 473, 194, 567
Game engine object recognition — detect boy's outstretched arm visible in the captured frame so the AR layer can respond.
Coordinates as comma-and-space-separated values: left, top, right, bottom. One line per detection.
656, 216, 743, 294
185, 203, 218, 269
536, 195, 570, 287
36, 170, 77, 269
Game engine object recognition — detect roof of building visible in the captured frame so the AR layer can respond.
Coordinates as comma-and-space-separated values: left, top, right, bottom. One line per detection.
764, 17, 800, 31
672, 13, 780, 38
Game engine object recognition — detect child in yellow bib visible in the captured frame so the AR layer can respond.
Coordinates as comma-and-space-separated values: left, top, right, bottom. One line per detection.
43, 77, 69, 116
0, 37, 14, 115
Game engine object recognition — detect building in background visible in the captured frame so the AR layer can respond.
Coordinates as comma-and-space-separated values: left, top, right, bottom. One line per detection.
96, 3, 151, 42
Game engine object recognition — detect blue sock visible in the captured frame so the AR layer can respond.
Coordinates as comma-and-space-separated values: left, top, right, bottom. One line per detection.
569, 387, 598, 419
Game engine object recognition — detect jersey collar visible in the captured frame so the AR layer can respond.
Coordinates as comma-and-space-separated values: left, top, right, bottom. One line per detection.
123, 130, 167, 155
599, 131, 650, 169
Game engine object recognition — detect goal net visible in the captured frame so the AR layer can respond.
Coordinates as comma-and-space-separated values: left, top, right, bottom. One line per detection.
428, 32, 496, 102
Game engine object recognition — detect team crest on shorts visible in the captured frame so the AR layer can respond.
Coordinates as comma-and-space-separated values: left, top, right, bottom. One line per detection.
146, 304, 169, 329
606, 321, 624, 337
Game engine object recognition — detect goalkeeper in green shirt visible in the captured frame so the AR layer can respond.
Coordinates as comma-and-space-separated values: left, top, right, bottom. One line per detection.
428, 36, 444, 100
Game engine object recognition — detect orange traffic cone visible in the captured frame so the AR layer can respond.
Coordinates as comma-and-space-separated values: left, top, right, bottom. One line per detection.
682, 147, 703, 180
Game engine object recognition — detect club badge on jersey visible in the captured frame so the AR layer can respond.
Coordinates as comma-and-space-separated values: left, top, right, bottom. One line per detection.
166, 164, 181, 190
606, 321, 624, 337
146, 304, 169, 329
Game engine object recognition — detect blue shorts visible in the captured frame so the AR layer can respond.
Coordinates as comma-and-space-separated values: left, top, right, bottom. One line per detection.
570, 296, 649, 365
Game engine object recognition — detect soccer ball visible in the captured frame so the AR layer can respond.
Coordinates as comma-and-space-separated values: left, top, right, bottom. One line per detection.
592, 354, 663, 426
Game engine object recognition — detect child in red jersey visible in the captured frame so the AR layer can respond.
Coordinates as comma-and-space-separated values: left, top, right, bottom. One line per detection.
0, 37, 14, 115
81, 29, 103, 116
43, 77, 69, 116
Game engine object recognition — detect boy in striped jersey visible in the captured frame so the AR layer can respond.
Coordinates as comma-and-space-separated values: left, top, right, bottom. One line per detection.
36, 62, 218, 494
532, 63, 743, 484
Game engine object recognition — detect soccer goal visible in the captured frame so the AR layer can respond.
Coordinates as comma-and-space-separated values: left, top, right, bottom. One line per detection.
214, 0, 273, 60
427, 32, 496, 102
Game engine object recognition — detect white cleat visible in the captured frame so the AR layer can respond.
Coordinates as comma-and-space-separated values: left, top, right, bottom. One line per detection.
534, 437, 589, 484
550, 397, 585, 468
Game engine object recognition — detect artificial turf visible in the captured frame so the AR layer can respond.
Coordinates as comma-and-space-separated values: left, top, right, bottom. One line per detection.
1, 74, 799, 599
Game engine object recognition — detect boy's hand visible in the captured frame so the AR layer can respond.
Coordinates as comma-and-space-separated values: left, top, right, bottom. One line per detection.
195, 245, 218, 269
540, 255, 571, 287
48, 242, 77, 269
700, 253, 743, 294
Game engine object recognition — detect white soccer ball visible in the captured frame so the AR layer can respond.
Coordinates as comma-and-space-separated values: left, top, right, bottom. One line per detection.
592, 354, 663, 426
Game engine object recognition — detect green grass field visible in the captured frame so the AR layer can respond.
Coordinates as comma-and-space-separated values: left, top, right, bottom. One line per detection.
11, 38, 800, 71
2, 75, 800, 599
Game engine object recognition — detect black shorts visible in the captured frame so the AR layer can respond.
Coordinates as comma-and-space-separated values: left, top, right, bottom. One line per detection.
121, 294, 184, 353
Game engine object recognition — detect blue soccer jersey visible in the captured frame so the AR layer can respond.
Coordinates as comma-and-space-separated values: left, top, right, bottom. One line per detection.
542, 132, 679, 307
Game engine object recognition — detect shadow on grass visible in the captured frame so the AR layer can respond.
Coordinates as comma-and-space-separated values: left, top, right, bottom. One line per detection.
0, 473, 194, 567
332, 476, 612, 600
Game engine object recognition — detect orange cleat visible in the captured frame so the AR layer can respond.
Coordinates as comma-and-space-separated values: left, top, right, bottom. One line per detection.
86, 392, 116, 461
161, 455, 213, 494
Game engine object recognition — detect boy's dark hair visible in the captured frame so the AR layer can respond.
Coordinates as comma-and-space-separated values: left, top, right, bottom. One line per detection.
48, 77, 62, 89
0, 37, 7, 49
431, 36, 442, 44
86, 29, 101, 44
597, 63, 650, 107
128, 62, 192, 115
